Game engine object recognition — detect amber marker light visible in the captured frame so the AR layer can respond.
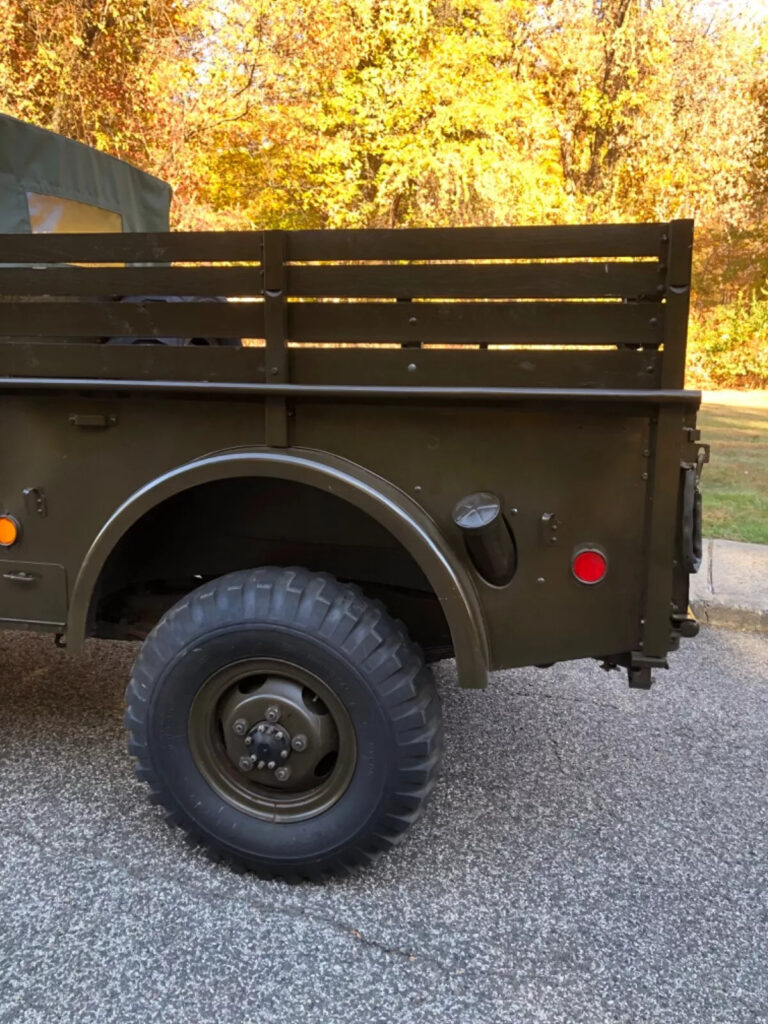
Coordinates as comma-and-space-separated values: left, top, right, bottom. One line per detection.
572, 547, 608, 585
0, 515, 20, 547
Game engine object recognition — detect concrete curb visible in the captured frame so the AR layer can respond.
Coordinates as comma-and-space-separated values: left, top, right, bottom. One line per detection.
690, 538, 768, 633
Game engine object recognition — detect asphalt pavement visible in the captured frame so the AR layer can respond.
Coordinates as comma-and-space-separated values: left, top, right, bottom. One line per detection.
1, 627, 767, 1024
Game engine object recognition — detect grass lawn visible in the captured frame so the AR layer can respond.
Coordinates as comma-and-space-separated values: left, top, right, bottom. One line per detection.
696, 391, 768, 545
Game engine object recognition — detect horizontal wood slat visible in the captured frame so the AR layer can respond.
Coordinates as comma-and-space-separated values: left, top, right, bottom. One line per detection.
286, 223, 666, 261
287, 261, 663, 299
0, 261, 663, 300
288, 301, 662, 346
0, 300, 264, 337
0, 341, 265, 381
0, 232, 263, 264
0, 223, 667, 266
0, 265, 263, 297
0, 341, 657, 388
290, 347, 661, 389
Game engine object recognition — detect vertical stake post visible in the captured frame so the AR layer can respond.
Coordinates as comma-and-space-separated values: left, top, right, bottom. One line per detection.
639, 219, 695, 658
262, 230, 289, 447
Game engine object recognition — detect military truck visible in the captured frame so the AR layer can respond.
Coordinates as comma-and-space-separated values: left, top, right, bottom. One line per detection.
0, 115, 707, 879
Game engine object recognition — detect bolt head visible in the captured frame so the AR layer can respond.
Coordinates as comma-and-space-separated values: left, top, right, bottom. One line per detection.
291, 734, 307, 752
238, 756, 253, 771
275, 766, 291, 783
232, 718, 248, 736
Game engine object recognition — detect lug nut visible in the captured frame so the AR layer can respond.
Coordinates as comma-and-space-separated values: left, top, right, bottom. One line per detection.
244, 736, 252, 746
257, 724, 265, 733
232, 718, 248, 736
275, 766, 291, 782
267, 761, 276, 770
257, 760, 265, 770
238, 756, 254, 771
280, 749, 289, 759
291, 734, 307, 752
265, 706, 280, 722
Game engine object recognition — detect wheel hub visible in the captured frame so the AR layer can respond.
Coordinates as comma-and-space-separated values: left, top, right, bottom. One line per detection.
248, 721, 291, 771
218, 674, 340, 791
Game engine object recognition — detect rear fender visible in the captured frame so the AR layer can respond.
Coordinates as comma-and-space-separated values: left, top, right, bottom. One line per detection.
67, 448, 490, 688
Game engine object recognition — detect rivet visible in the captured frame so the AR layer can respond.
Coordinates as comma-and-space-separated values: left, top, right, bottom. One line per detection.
509, 508, 518, 516
414, 485, 422, 493
537, 577, 545, 584
407, 363, 417, 372
408, 316, 418, 325
641, 472, 649, 480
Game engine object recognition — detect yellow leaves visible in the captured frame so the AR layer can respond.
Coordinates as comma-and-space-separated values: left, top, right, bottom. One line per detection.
2, 0, 768, 306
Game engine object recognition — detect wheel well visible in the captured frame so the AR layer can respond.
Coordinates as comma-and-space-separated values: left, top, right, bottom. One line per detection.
90, 476, 452, 659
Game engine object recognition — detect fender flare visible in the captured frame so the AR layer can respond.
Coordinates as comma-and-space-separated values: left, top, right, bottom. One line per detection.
67, 448, 490, 688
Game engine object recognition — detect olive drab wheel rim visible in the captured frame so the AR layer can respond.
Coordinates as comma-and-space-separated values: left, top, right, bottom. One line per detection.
188, 658, 357, 823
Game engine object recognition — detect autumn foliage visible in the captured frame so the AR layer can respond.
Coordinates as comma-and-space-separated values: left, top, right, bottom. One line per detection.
1, 0, 767, 383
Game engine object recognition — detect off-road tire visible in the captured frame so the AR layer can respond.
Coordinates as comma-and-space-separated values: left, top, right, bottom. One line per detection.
125, 567, 442, 880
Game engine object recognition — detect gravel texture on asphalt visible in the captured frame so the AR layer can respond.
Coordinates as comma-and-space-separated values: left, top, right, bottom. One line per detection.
0, 627, 766, 1024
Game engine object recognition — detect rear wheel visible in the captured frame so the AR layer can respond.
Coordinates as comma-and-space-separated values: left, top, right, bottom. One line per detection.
125, 566, 442, 879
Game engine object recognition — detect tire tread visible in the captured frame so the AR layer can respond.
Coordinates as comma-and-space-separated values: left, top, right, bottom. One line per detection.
126, 566, 442, 881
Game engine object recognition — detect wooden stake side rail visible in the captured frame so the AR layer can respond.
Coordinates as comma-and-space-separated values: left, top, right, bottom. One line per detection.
0, 220, 693, 395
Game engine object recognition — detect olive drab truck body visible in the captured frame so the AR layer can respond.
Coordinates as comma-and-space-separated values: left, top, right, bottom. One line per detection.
0, 116, 707, 878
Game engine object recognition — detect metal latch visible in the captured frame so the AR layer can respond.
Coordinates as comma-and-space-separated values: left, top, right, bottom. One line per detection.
68, 414, 118, 429
23, 486, 47, 517
2, 570, 37, 583
680, 444, 709, 574
538, 512, 560, 546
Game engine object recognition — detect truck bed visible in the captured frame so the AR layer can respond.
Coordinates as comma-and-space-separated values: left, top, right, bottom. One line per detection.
0, 222, 703, 687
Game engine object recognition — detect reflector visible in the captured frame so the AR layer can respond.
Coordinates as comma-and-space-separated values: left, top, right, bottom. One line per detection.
0, 516, 20, 547
572, 548, 607, 584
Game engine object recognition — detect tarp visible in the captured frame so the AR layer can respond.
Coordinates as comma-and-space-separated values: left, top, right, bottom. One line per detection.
0, 113, 171, 233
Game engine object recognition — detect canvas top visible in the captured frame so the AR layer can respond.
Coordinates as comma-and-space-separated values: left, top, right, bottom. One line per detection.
0, 113, 171, 234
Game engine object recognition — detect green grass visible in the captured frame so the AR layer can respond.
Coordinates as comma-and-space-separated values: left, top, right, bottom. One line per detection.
696, 401, 768, 544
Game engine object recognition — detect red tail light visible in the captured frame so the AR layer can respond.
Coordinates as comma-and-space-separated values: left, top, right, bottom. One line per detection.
572, 547, 608, 585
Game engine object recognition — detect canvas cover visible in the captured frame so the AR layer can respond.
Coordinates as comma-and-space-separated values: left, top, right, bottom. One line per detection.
0, 113, 171, 234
